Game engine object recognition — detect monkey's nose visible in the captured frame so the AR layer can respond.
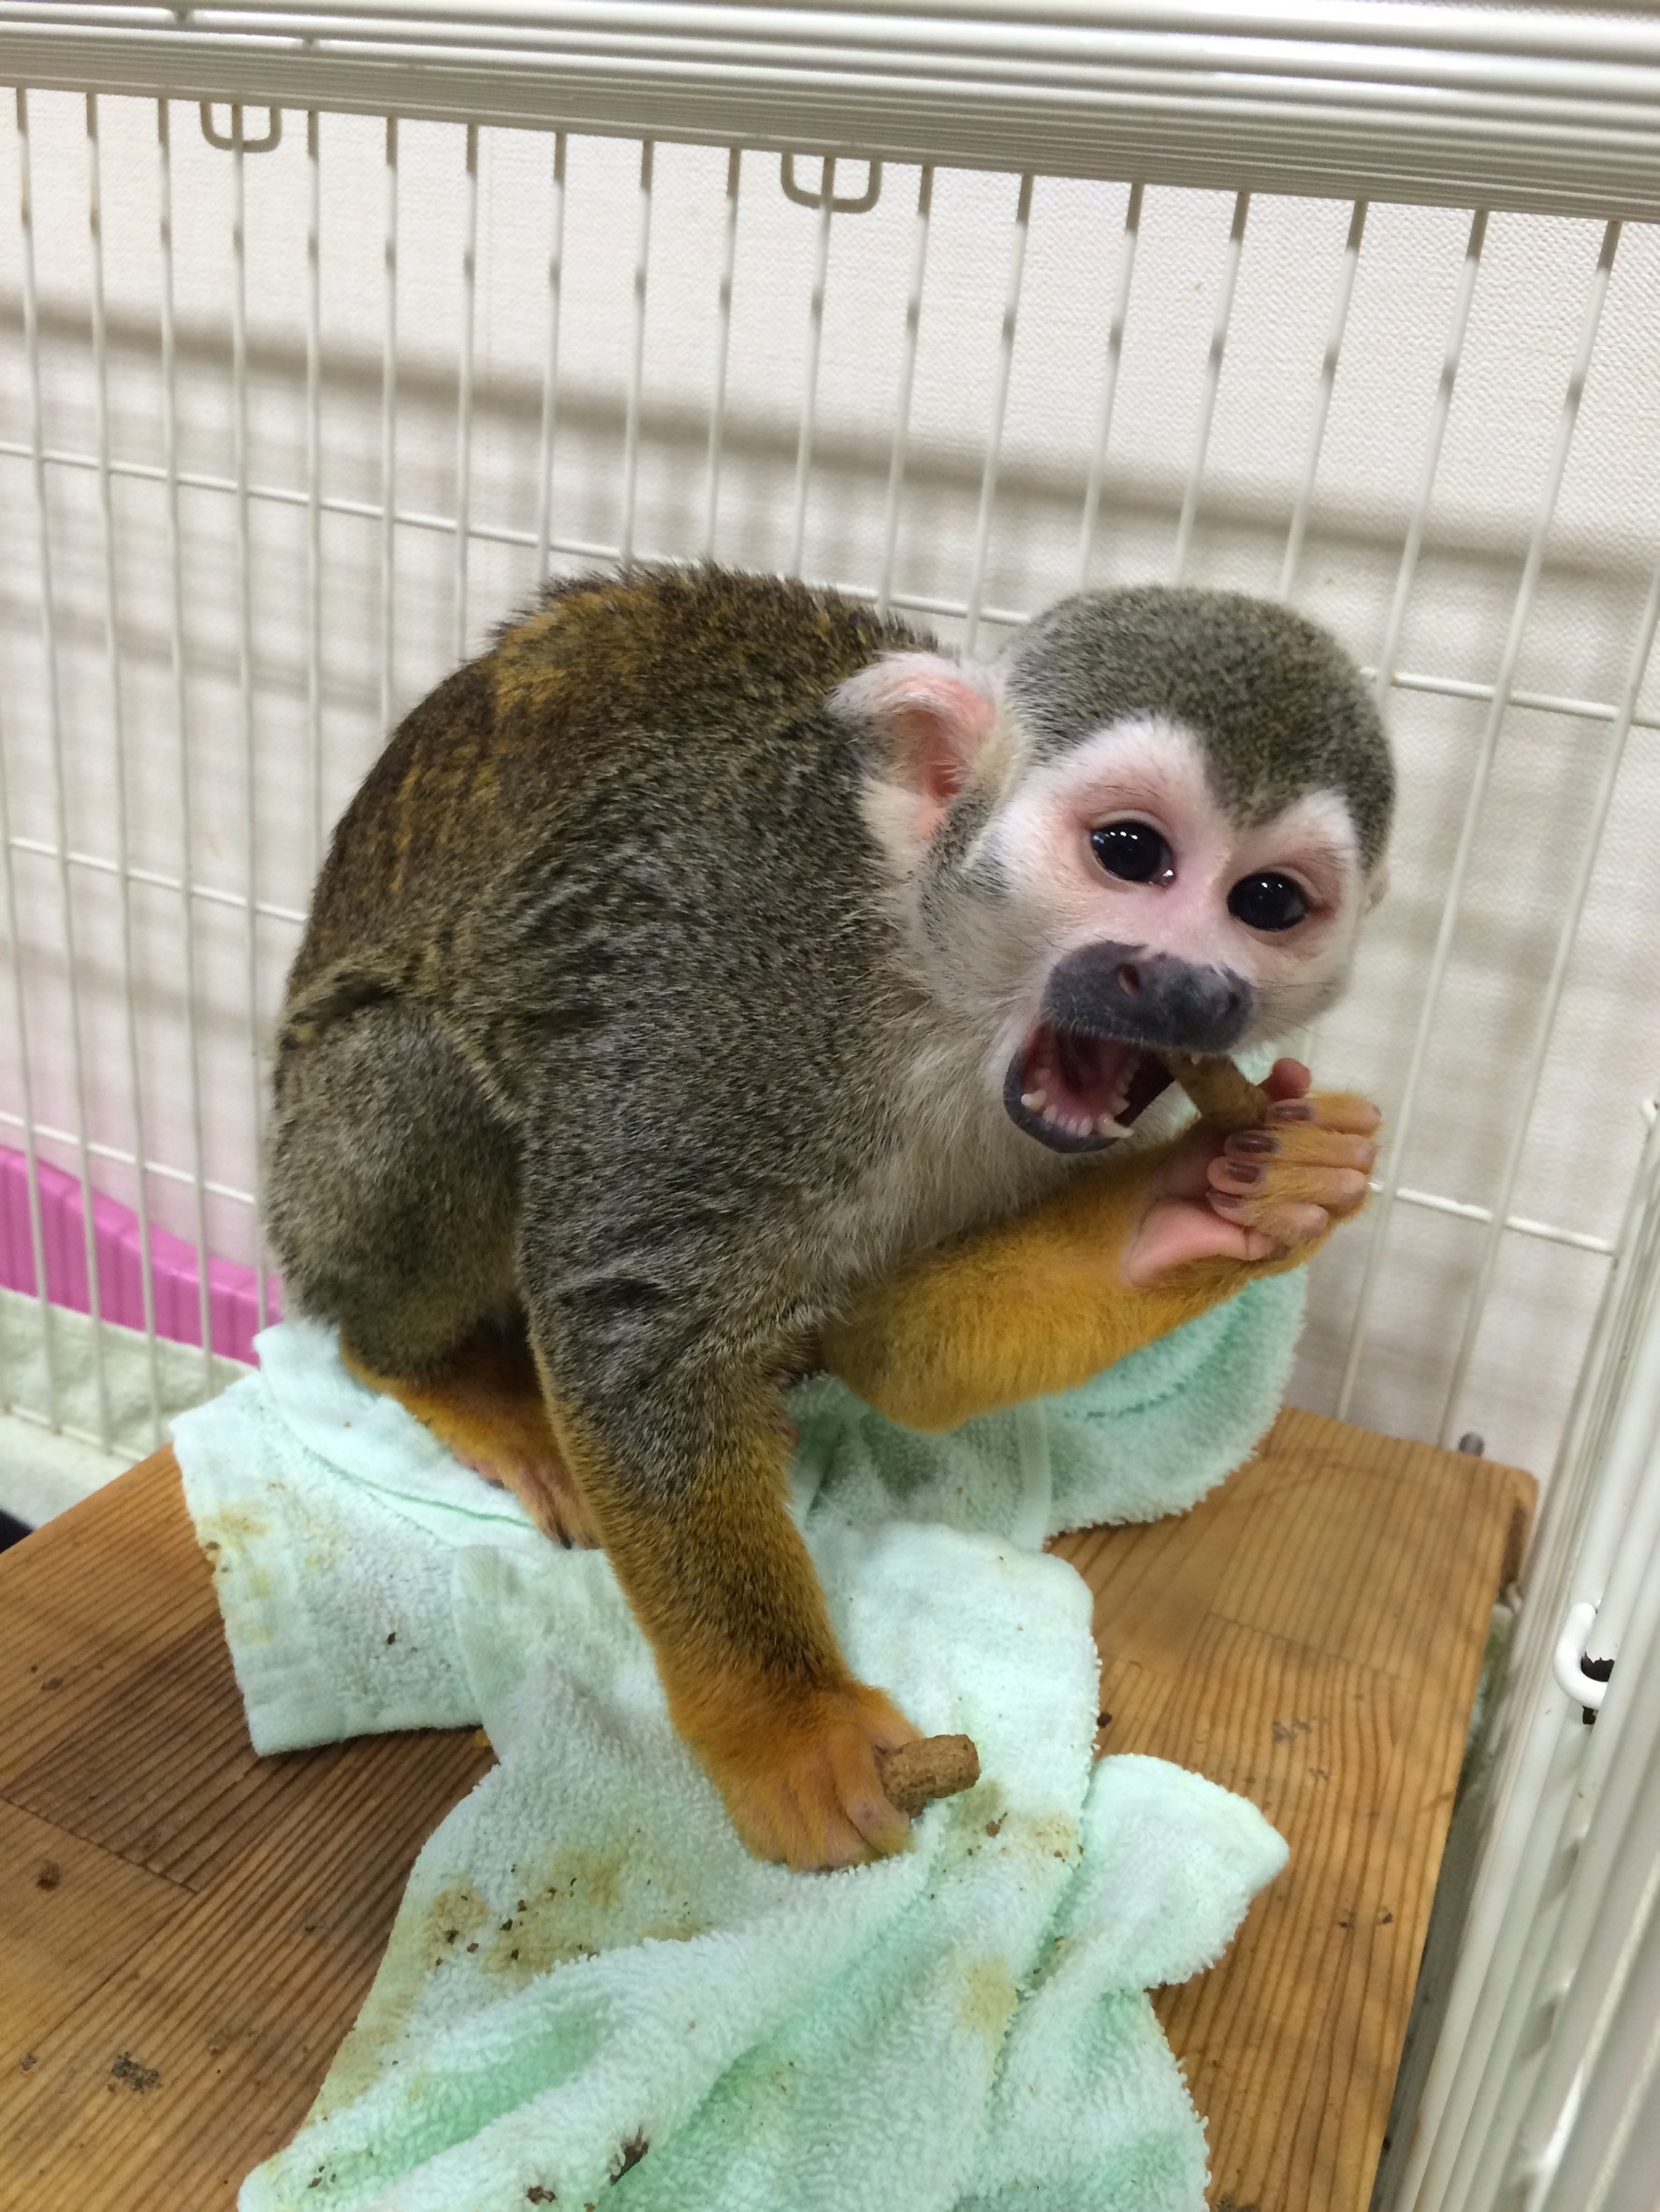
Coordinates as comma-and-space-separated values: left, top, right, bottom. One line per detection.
1045, 942, 1253, 1054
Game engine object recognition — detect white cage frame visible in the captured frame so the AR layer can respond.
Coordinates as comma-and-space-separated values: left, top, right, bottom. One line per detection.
0, 9, 1657, 2211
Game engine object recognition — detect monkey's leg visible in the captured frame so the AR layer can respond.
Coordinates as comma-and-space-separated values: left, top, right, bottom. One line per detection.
267, 1001, 592, 1545
342, 1322, 599, 1548
535, 1346, 920, 1870
822, 1091, 1377, 1432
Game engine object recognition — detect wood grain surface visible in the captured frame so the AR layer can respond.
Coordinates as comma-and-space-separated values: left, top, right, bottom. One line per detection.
0, 1406, 1531, 2210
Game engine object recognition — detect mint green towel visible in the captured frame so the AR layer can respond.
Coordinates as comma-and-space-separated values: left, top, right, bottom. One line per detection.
173, 1273, 1302, 2212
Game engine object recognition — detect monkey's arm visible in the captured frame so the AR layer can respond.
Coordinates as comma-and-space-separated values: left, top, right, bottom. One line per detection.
822, 1085, 1377, 1432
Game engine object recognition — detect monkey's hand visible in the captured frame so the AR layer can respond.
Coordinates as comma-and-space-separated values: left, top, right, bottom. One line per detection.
1122, 1057, 1380, 1283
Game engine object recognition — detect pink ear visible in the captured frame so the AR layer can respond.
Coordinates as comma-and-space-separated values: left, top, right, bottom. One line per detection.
832, 653, 998, 830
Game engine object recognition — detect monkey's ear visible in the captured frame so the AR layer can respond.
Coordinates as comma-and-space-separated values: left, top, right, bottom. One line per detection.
832, 653, 1000, 843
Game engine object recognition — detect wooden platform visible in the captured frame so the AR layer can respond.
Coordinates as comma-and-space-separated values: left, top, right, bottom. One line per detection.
0, 1406, 1531, 2210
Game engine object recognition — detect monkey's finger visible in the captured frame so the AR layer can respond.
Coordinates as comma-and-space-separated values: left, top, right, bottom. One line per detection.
1210, 1190, 1330, 1248
1222, 1126, 1377, 1172
1270, 1090, 1383, 1137
1209, 1156, 1370, 1210
829, 1730, 915, 1857
1261, 1057, 1312, 1101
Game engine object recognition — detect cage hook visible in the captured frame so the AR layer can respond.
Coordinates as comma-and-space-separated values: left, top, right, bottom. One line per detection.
1551, 1598, 1614, 1722
780, 153, 882, 214
199, 103, 284, 154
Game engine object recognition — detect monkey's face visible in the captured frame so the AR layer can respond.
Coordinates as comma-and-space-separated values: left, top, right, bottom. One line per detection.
837, 595, 1389, 1159
979, 714, 1376, 1155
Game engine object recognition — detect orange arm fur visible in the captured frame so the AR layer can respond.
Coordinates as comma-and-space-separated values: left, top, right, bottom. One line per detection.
820, 1132, 1316, 1433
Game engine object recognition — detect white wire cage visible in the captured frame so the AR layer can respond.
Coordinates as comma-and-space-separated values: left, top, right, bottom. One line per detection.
0, 7, 1656, 2210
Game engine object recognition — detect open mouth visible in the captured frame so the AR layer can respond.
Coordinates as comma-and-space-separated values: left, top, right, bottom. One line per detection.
1002, 1024, 1172, 1153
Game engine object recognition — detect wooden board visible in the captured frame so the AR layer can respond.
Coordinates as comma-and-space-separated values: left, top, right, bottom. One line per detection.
0, 1408, 1531, 2209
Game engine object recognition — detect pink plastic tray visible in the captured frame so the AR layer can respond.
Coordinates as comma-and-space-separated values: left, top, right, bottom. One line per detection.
0, 1145, 281, 1367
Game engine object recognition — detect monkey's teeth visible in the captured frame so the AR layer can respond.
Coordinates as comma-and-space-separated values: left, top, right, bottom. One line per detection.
1021, 1089, 1049, 1113
1097, 1113, 1131, 1140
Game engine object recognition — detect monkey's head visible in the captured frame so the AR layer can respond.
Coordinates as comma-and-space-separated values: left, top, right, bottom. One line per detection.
839, 585, 1392, 1154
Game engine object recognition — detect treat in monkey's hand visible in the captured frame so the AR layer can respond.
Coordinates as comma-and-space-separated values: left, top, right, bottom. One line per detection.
877, 1734, 981, 1817
1163, 1052, 1271, 1135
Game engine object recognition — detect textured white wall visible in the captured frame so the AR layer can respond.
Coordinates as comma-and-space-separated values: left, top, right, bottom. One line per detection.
1, 93, 1657, 1477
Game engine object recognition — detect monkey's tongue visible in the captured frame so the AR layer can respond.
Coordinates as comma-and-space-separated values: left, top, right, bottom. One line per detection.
1006, 1024, 1172, 1153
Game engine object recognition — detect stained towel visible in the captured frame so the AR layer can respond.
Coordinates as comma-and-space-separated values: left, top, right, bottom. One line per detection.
178, 1269, 1303, 1756
172, 1274, 1302, 2212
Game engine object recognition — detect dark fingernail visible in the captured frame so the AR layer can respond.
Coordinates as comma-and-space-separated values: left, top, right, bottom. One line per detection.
1230, 1131, 1276, 1155
1211, 1189, 1247, 1209
1223, 1160, 1264, 1185
1271, 1100, 1316, 1122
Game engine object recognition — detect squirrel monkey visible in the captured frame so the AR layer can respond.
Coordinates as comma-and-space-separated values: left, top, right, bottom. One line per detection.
268, 567, 1391, 1870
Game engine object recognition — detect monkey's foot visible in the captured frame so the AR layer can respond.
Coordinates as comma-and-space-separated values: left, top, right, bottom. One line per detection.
687, 1677, 922, 1871
340, 1334, 600, 1549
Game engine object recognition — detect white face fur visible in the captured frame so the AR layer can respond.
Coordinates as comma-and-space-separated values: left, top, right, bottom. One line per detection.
984, 712, 1367, 1033
961, 710, 1375, 1153
841, 654, 1384, 1159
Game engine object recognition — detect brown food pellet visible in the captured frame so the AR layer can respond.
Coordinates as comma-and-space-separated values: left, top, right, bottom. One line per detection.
35, 1860, 61, 1890
876, 1734, 981, 1816
1162, 1053, 1270, 1135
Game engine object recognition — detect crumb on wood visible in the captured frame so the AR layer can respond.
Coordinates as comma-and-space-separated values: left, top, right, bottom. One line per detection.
109, 2052, 161, 2093
34, 1860, 61, 1890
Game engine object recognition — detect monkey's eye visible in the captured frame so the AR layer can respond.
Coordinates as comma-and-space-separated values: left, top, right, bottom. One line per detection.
1090, 822, 1172, 884
1229, 872, 1310, 932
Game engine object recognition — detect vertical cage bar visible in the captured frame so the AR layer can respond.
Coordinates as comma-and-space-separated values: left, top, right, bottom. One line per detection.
230, 109, 270, 1334
1371, 207, 1490, 714
156, 99, 214, 1386
16, 84, 112, 1449
876, 162, 933, 618
379, 113, 399, 733
0, 718, 58, 1425
1171, 190, 1250, 585
1437, 545, 1659, 1445
963, 170, 1034, 655
1498, 1513, 1660, 2208
787, 155, 837, 577
87, 92, 163, 1445
1532, 1877, 1660, 2212
305, 109, 325, 875
618, 137, 655, 565
1411, 1127, 1660, 2212
1337, 219, 1617, 1428
700, 145, 742, 560
452, 121, 479, 666
533, 131, 567, 583
1451, 1428, 1660, 2212
1333, 206, 1490, 1420
1074, 178, 1143, 591
1278, 198, 1367, 602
